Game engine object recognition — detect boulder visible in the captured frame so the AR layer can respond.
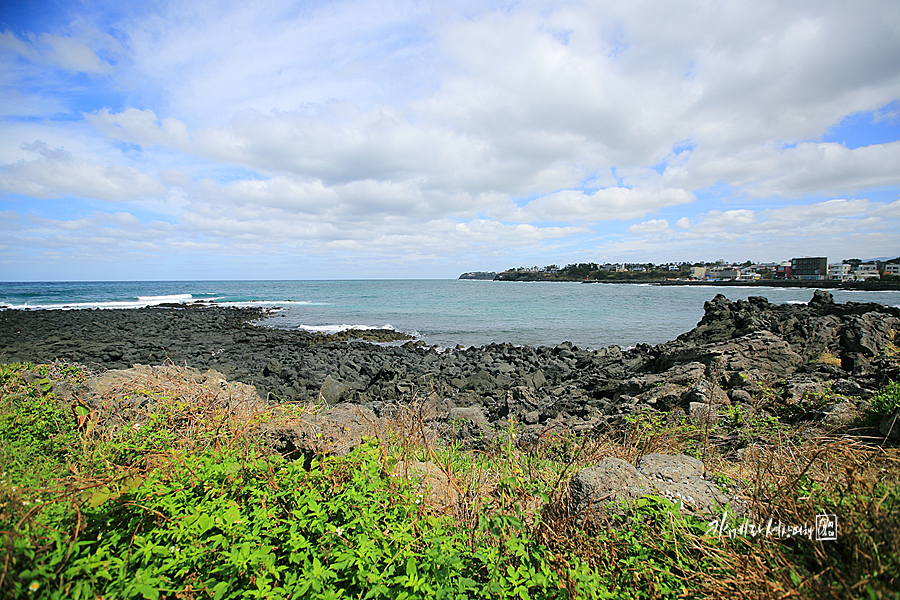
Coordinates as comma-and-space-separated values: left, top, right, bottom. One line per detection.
637, 454, 736, 516
392, 460, 460, 511
821, 402, 858, 428
729, 389, 753, 404
635, 383, 688, 410
319, 375, 352, 406
689, 402, 717, 424
267, 403, 382, 459
685, 379, 730, 406
568, 458, 655, 518
637, 454, 704, 482
504, 386, 541, 420
569, 454, 738, 520
72, 365, 263, 430
879, 411, 900, 441
448, 406, 489, 426
444, 406, 493, 448
655, 331, 804, 383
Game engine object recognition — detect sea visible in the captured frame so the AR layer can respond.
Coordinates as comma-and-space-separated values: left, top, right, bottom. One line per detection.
1, 280, 899, 350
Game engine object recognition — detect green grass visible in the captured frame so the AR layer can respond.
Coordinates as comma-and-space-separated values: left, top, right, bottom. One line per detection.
2, 362, 899, 599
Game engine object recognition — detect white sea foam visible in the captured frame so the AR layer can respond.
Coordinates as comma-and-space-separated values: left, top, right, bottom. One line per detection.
217, 300, 324, 309
7, 296, 198, 310
296, 323, 397, 333
136, 294, 193, 302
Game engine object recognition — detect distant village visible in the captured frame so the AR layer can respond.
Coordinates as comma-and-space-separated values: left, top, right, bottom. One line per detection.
460, 256, 900, 282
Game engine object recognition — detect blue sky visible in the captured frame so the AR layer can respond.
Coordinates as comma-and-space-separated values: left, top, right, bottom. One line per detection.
1, 0, 899, 280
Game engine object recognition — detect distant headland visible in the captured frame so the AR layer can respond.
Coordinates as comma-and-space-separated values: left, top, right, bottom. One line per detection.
460, 257, 900, 290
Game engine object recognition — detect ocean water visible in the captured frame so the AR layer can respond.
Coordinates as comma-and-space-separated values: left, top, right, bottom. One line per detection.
1, 280, 899, 350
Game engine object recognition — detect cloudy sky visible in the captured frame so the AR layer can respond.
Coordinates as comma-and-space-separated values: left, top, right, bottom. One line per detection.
1, 0, 899, 280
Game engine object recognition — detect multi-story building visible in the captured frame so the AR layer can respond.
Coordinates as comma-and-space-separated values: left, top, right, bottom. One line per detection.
828, 263, 852, 281
885, 264, 900, 276
690, 266, 706, 279
791, 257, 827, 280
774, 261, 792, 279
707, 265, 739, 280
854, 264, 880, 279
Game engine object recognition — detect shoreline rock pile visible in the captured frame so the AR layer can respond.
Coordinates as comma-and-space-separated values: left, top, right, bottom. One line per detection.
2, 291, 898, 441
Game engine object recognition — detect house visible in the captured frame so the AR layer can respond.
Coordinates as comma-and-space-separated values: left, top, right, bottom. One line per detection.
737, 268, 760, 280
828, 263, 852, 281
885, 264, 900, 276
690, 266, 706, 279
854, 264, 880, 280
790, 257, 827, 281
774, 261, 792, 279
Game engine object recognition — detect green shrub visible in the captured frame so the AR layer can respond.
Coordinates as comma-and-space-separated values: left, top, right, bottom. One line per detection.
870, 381, 900, 417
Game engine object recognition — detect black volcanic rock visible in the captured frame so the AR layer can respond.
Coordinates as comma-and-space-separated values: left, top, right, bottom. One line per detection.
2, 291, 898, 432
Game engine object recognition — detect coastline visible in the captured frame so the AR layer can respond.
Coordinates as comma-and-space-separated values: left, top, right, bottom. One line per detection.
466, 271, 900, 290
655, 278, 900, 291
2, 291, 899, 434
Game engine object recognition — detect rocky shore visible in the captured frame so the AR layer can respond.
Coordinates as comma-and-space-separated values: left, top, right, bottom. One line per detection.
2, 291, 899, 441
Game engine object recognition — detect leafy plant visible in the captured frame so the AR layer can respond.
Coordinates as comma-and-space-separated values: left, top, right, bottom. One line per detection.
870, 381, 900, 417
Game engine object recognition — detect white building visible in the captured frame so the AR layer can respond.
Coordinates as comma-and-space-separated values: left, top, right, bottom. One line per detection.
885, 264, 900, 276
854, 264, 880, 280
828, 263, 852, 281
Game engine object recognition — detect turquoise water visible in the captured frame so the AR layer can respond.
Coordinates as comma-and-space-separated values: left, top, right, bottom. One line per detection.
1, 280, 898, 349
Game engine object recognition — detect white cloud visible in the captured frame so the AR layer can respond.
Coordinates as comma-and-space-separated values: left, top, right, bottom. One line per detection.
0, 31, 114, 75
627, 219, 671, 234
506, 187, 695, 223
666, 141, 900, 197
611, 197, 899, 263
86, 108, 191, 149
0, 141, 165, 201
2, 0, 900, 277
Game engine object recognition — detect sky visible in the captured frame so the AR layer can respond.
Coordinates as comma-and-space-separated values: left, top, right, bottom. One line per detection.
1, 0, 899, 281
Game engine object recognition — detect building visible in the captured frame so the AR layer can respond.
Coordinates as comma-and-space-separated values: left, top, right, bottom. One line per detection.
690, 266, 706, 279
885, 264, 900, 276
707, 265, 739, 280
774, 261, 792, 280
854, 264, 880, 280
828, 263, 852, 281
791, 257, 827, 281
